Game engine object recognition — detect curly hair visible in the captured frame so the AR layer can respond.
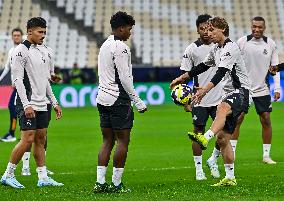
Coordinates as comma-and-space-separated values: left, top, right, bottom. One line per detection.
110, 11, 135, 30
196, 14, 212, 28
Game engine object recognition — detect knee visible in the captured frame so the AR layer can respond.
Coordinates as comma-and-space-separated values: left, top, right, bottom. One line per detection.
216, 134, 226, 147
103, 137, 115, 149
260, 113, 271, 127
21, 134, 34, 145
34, 134, 46, 145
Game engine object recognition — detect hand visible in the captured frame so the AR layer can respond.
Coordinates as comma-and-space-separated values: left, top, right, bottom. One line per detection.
170, 78, 182, 90
51, 74, 62, 83
183, 103, 192, 112
138, 107, 147, 113
169, 73, 190, 90
135, 100, 147, 113
274, 92, 280, 102
269, 66, 278, 75
54, 105, 62, 119
192, 86, 207, 105
24, 106, 35, 118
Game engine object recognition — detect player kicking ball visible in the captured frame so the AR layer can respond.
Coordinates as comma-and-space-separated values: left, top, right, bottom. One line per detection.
170, 17, 251, 187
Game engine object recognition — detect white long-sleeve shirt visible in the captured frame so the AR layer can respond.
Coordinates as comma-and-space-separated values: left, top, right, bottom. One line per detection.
11, 40, 57, 111
0, 46, 16, 82
96, 35, 145, 110
37, 44, 57, 106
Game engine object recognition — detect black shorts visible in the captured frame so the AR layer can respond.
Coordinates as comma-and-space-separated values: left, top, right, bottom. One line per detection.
252, 95, 272, 114
191, 106, 217, 126
18, 110, 49, 131
97, 103, 134, 130
222, 88, 250, 134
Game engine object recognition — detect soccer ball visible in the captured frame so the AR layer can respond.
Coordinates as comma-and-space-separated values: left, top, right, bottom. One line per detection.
171, 84, 192, 106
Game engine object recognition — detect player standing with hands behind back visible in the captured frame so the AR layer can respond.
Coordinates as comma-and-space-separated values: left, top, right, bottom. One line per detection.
94, 11, 147, 193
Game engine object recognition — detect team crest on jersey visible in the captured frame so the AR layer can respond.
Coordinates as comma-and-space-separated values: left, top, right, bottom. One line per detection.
122, 49, 128, 54
263, 49, 268, 55
224, 52, 231, 56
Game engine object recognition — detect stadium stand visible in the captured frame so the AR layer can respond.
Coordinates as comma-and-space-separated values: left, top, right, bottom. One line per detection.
0, 0, 284, 70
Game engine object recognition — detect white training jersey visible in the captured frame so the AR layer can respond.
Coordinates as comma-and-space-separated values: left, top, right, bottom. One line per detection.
204, 38, 251, 94
0, 46, 16, 82
96, 35, 143, 107
11, 40, 57, 111
37, 44, 57, 106
180, 39, 223, 107
237, 35, 280, 97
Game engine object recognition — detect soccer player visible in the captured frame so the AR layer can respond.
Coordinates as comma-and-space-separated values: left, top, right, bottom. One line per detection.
93, 11, 147, 193
180, 14, 222, 180
170, 17, 251, 186
0, 28, 23, 142
1, 17, 63, 188
21, 44, 59, 176
230, 16, 280, 164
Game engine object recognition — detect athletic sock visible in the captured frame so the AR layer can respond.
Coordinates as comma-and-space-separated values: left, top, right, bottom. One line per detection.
112, 167, 124, 186
230, 140, 238, 158
36, 166, 48, 180
193, 156, 203, 173
224, 163, 235, 180
204, 129, 215, 141
96, 166, 107, 184
263, 144, 271, 159
4, 162, 17, 178
22, 152, 31, 169
208, 147, 220, 162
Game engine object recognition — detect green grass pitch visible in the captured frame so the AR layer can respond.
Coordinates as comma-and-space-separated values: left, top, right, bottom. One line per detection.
0, 103, 284, 201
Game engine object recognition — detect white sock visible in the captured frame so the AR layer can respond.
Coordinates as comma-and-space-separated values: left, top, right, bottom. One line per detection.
112, 167, 124, 186
193, 156, 203, 173
204, 129, 215, 141
4, 162, 17, 178
208, 147, 220, 162
263, 144, 271, 158
97, 166, 107, 184
230, 140, 238, 158
224, 164, 235, 180
22, 152, 31, 169
36, 166, 48, 180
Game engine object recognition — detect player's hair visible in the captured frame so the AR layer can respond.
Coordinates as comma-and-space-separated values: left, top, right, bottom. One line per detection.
12, 28, 23, 35
208, 16, 229, 37
27, 17, 47, 29
110, 11, 135, 30
196, 14, 212, 28
252, 16, 265, 24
